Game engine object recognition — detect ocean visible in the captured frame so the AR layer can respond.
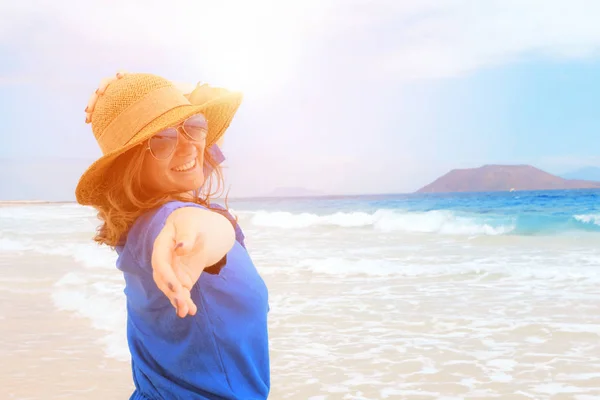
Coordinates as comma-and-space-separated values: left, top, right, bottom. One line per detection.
2, 189, 600, 399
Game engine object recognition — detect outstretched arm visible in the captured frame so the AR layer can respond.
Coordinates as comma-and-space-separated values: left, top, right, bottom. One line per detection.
151, 207, 235, 318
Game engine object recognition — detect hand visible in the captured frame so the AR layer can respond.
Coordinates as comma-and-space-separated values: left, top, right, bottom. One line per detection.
151, 215, 207, 318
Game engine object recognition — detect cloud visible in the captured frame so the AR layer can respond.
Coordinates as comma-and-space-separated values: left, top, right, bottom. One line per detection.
0, 0, 335, 98
359, 0, 600, 80
3, 0, 600, 89
312, 0, 600, 81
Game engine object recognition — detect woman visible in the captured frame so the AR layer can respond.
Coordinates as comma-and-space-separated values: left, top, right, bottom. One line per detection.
75, 72, 270, 399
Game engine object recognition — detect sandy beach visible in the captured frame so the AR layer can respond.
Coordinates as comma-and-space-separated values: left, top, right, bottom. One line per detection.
1, 253, 132, 399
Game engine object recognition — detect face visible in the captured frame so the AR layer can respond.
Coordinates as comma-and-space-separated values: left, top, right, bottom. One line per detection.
140, 114, 208, 196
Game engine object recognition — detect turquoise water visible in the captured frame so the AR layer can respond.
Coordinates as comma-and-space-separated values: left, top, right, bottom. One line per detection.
230, 189, 600, 236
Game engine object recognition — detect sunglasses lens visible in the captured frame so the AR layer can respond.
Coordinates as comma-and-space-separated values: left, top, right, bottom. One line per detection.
183, 114, 208, 141
149, 128, 178, 159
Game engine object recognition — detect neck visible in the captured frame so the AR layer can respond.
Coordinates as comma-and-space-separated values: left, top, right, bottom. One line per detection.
179, 191, 196, 200
171, 189, 205, 203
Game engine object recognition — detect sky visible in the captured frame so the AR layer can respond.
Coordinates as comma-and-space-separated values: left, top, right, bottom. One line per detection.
1, 0, 600, 200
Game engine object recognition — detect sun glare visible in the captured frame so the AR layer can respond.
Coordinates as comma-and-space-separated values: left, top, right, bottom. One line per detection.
178, 1, 324, 99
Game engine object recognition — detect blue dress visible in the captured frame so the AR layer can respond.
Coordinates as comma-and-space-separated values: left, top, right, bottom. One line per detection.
115, 201, 270, 399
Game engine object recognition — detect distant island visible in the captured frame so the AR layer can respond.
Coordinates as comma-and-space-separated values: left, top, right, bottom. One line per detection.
417, 164, 600, 193
265, 187, 326, 198
561, 166, 600, 182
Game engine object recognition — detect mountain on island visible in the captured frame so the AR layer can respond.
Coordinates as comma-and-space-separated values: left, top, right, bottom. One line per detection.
416, 164, 600, 194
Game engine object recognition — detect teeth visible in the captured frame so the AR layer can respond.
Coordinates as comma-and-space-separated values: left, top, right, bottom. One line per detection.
172, 159, 196, 172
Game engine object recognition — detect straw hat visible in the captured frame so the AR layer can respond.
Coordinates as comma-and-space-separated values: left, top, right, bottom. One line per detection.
75, 72, 243, 206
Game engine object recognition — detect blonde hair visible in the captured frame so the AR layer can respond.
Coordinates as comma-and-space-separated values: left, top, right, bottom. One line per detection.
91, 145, 227, 248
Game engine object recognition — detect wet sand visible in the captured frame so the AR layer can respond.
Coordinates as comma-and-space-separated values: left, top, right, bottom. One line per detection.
0, 254, 133, 399
3, 248, 600, 399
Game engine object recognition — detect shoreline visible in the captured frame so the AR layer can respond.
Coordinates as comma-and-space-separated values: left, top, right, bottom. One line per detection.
3, 187, 600, 205
0, 200, 76, 205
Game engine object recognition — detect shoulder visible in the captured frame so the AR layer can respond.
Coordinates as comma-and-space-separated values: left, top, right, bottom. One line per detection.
206, 203, 247, 249
130, 200, 206, 239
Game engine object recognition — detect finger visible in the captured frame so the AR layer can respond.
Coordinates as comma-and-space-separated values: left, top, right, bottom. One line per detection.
169, 286, 197, 318
152, 223, 184, 295
180, 284, 197, 316
153, 270, 185, 308
175, 297, 189, 318
152, 258, 183, 299
172, 255, 194, 290
169, 296, 177, 311
187, 297, 197, 316
171, 256, 198, 317
168, 293, 193, 316
180, 291, 197, 317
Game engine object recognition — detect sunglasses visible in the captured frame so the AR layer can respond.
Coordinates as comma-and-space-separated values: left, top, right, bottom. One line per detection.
146, 114, 209, 160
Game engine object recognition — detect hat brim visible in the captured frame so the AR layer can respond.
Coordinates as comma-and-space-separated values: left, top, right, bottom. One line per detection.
75, 91, 243, 206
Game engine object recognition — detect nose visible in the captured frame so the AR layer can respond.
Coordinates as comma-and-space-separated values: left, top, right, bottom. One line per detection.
173, 129, 197, 157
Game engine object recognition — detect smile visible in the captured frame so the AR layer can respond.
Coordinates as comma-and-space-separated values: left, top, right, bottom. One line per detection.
172, 159, 197, 172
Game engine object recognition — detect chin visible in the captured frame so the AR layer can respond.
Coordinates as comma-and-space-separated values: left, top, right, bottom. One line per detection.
173, 171, 205, 193
191, 175, 206, 191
